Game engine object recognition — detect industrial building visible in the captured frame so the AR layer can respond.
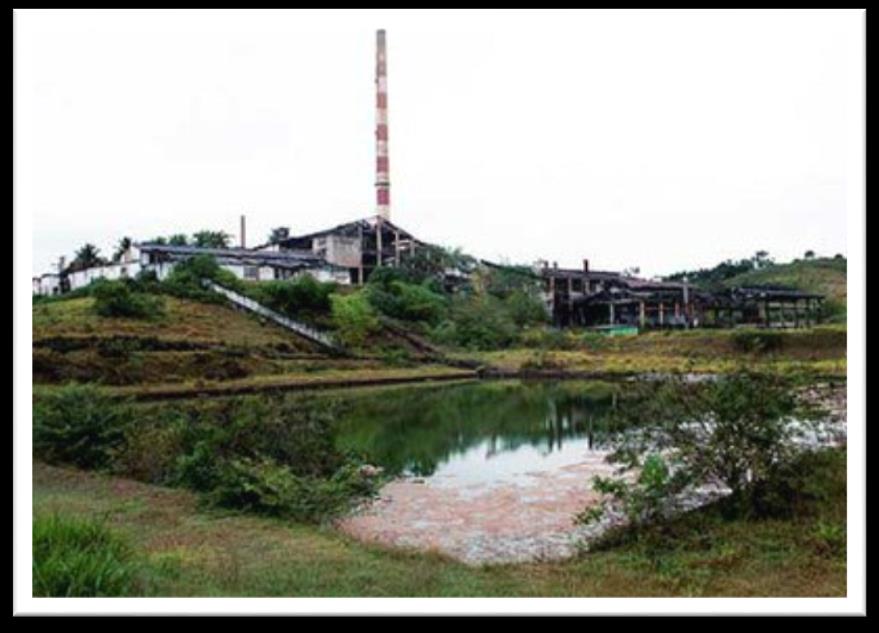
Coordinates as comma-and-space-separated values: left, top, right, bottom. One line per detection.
33, 29, 824, 330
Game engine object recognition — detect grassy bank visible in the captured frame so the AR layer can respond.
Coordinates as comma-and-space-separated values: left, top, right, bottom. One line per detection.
455, 325, 846, 378
33, 447, 845, 597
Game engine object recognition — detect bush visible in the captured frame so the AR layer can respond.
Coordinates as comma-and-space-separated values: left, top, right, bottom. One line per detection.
365, 271, 447, 325
246, 276, 335, 320
33, 384, 129, 469
166, 395, 379, 521
431, 295, 517, 350
33, 514, 142, 597
111, 414, 187, 484
819, 299, 846, 324
207, 456, 377, 523
579, 372, 822, 531
730, 329, 784, 354
330, 292, 381, 347
91, 279, 165, 320
503, 289, 549, 327
161, 254, 242, 302
172, 395, 350, 491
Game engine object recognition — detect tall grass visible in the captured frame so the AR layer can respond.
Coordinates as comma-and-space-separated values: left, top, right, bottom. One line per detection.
32, 514, 142, 597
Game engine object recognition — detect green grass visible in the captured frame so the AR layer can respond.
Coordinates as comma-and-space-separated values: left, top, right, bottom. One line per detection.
32, 513, 151, 596
33, 448, 846, 597
722, 257, 847, 306
454, 326, 847, 378
33, 296, 317, 350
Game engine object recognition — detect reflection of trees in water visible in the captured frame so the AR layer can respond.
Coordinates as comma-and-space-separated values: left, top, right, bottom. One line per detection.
540, 389, 619, 453
333, 381, 631, 477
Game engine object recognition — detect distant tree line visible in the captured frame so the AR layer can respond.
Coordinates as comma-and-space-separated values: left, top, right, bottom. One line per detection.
664, 249, 845, 290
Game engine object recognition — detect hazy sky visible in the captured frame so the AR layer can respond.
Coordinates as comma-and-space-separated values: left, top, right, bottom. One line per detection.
17, 9, 859, 277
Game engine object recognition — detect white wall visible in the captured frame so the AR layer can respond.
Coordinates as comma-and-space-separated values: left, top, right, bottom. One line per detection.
34, 276, 60, 296
67, 261, 142, 291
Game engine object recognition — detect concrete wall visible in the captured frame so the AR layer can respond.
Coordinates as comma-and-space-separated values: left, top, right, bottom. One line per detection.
320, 235, 362, 268
67, 262, 142, 291
34, 275, 61, 296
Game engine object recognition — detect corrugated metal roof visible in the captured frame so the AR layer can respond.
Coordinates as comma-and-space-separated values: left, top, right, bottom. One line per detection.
136, 243, 344, 270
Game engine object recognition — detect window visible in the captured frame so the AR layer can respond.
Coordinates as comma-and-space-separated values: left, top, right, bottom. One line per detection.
244, 266, 260, 280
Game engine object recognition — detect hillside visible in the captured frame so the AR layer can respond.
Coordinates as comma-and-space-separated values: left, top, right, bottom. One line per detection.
32, 295, 467, 391
721, 257, 847, 306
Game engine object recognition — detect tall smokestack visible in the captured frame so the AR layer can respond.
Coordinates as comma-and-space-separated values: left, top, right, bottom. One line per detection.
240, 215, 246, 248
375, 29, 390, 221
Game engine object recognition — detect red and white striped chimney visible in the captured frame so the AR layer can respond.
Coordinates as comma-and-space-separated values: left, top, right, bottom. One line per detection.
375, 29, 390, 221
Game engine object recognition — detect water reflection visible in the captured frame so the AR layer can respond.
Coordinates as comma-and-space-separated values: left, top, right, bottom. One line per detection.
332, 380, 627, 480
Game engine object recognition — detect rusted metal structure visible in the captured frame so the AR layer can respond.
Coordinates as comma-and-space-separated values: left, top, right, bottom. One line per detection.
262, 217, 424, 285
539, 261, 823, 330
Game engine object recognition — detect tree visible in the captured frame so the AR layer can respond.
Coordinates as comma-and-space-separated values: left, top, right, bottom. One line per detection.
168, 234, 188, 246
268, 227, 290, 243
69, 244, 105, 272
803, 250, 816, 260
112, 237, 133, 262
192, 230, 230, 249
752, 250, 773, 269
577, 372, 823, 532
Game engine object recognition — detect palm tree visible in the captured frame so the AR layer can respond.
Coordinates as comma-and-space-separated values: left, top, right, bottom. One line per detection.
113, 237, 133, 262
69, 244, 105, 271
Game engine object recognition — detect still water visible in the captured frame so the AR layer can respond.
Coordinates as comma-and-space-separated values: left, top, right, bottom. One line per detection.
332, 380, 626, 488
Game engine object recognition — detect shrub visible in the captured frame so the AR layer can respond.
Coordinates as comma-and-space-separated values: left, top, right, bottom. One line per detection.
330, 292, 381, 347
111, 414, 187, 484
811, 520, 846, 557
730, 329, 784, 354
819, 299, 846, 324
33, 514, 142, 597
579, 372, 822, 532
431, 295, 517, 350
503, 289, 549, 327
247, 276, 335, 320
91, 279, 165, 320
161, 254, 242, 302
33, 384, 129, 469
207, 456, 377, 523
173, 395, 349, 491
365, 273, 447, 325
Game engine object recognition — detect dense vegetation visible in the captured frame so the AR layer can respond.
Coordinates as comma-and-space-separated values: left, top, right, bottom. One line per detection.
33, 385, 380, 523
578, 372, 833, 542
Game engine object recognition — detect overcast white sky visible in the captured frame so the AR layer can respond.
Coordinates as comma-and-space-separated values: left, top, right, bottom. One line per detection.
17, 9, 860, 277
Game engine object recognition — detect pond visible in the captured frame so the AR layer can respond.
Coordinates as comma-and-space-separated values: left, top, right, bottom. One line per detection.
331, 379, 638, 564
330, 378, 845, 565
333, 380, 625, 487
